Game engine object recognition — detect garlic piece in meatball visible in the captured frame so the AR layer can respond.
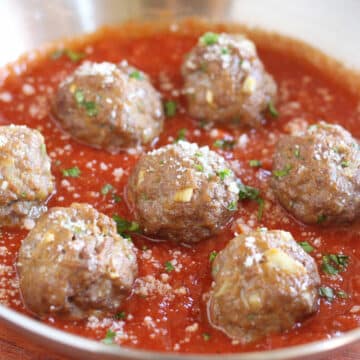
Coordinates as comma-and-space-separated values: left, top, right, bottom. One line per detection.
208, 229, 320, 343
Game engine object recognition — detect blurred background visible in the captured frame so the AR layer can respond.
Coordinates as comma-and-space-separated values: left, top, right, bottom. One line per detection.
0, 0, 359, 68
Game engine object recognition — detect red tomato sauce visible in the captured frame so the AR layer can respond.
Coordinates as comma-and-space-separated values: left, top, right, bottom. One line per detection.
0, 20, 359, 354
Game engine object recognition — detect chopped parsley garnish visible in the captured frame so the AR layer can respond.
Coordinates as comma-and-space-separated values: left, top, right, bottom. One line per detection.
65, 49, 86, 62
73, 89, 98, 117
317, 214, 327, 224
74, 89, 85, 104
199, 32, 219, 46
164, 100, 177, 117
337, 290, 348, 299
112, 193, 122, 203
115, 311, 126, 320
164, 261, 175, 272
221, 47, 230, 55
227, 201, 238, 211
268, 100, 279, 118
319, 286, 334, 302
298, 241, 314, 253
273, 164, 292, 179
102, 329, 116, 344
249, 159, 262, 168
112, 215, 140, 240
175, 128, 187, 142
256, 198, 265, 221
101, 184, 114, 195
209, 251, 217, 262
83, 101, 98, 117
217, 169, 231, 180
202, 333, 211, 341
238, 184, 260, 200
194, 164, 204, 172
62, 166, 81, 178
129, 70, 143, 80
294, 146, 300, 158
341, 160, 350, 168
213, 139, 235, 150
238, 183, 265, 221
51, 49, 85, 62
321, 254, 349, 275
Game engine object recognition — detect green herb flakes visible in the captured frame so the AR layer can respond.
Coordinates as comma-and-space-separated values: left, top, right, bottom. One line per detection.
256, 198, 265, 221
102, 329, 116, 344
202, 333, 211, 341
337, 290, 348, 299
217, 169, 231, 180
317, 214, 327, 224
129, 70, 143, 80
73, 89, 98, 117
319, 286, 334, 302
164, 261, 175, 272
321, 254, 349, 275
194, 164, 204, 172
298, 241, 314, 253
176, 128, 187, 142
209, 251, 217, 262
227, 201, 238, 211
238, 184, 260, 200
213, 139, 235, 150
164, 100, 177, 117
249, 159, 262, 168
62, 166, 81, 178
115, 311, 126, 320
268, 100, 279, 118
101, 184, 114, 195
112, 215, 140, 240
51, 49, 85, 62
273, 164, 292, 179
199, 32, 219, 46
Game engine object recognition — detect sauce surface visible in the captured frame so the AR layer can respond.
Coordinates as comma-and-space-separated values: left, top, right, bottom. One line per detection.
0, 20, 359, 354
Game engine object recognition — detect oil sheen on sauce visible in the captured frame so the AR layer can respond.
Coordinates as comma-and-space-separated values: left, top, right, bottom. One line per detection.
0, 20, 359, 354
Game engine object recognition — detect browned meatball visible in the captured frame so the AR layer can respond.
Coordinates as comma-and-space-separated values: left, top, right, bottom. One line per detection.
17, 203, 138, 319
182, 33, 277, 127
208, 229, 320, 343
0, 125, 54, 228
271, 122, 360, 224
53, 61, 164, 153
127, 141, 239, 243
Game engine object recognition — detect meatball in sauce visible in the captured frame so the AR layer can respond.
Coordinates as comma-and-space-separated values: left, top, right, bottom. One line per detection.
182, 32, 277, 127
208, 229, 320, 343
0, 125, 54, 228
127, 141, 239, 243
17, 203, 138, 319
53, 61, 164, 153
272, 121, 360, 225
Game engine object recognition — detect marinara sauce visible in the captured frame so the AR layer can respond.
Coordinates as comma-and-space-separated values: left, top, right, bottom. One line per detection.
0, 20, 359, 354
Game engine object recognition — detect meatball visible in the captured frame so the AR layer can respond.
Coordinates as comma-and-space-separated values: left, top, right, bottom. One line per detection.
0, 125, 54, 227
53, 61, 164, 153
208, 229, 320, 343
17, 203, 138, 319
182, 32, 277, 127
271, 122, 360, 224
127, 141, 239, 243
